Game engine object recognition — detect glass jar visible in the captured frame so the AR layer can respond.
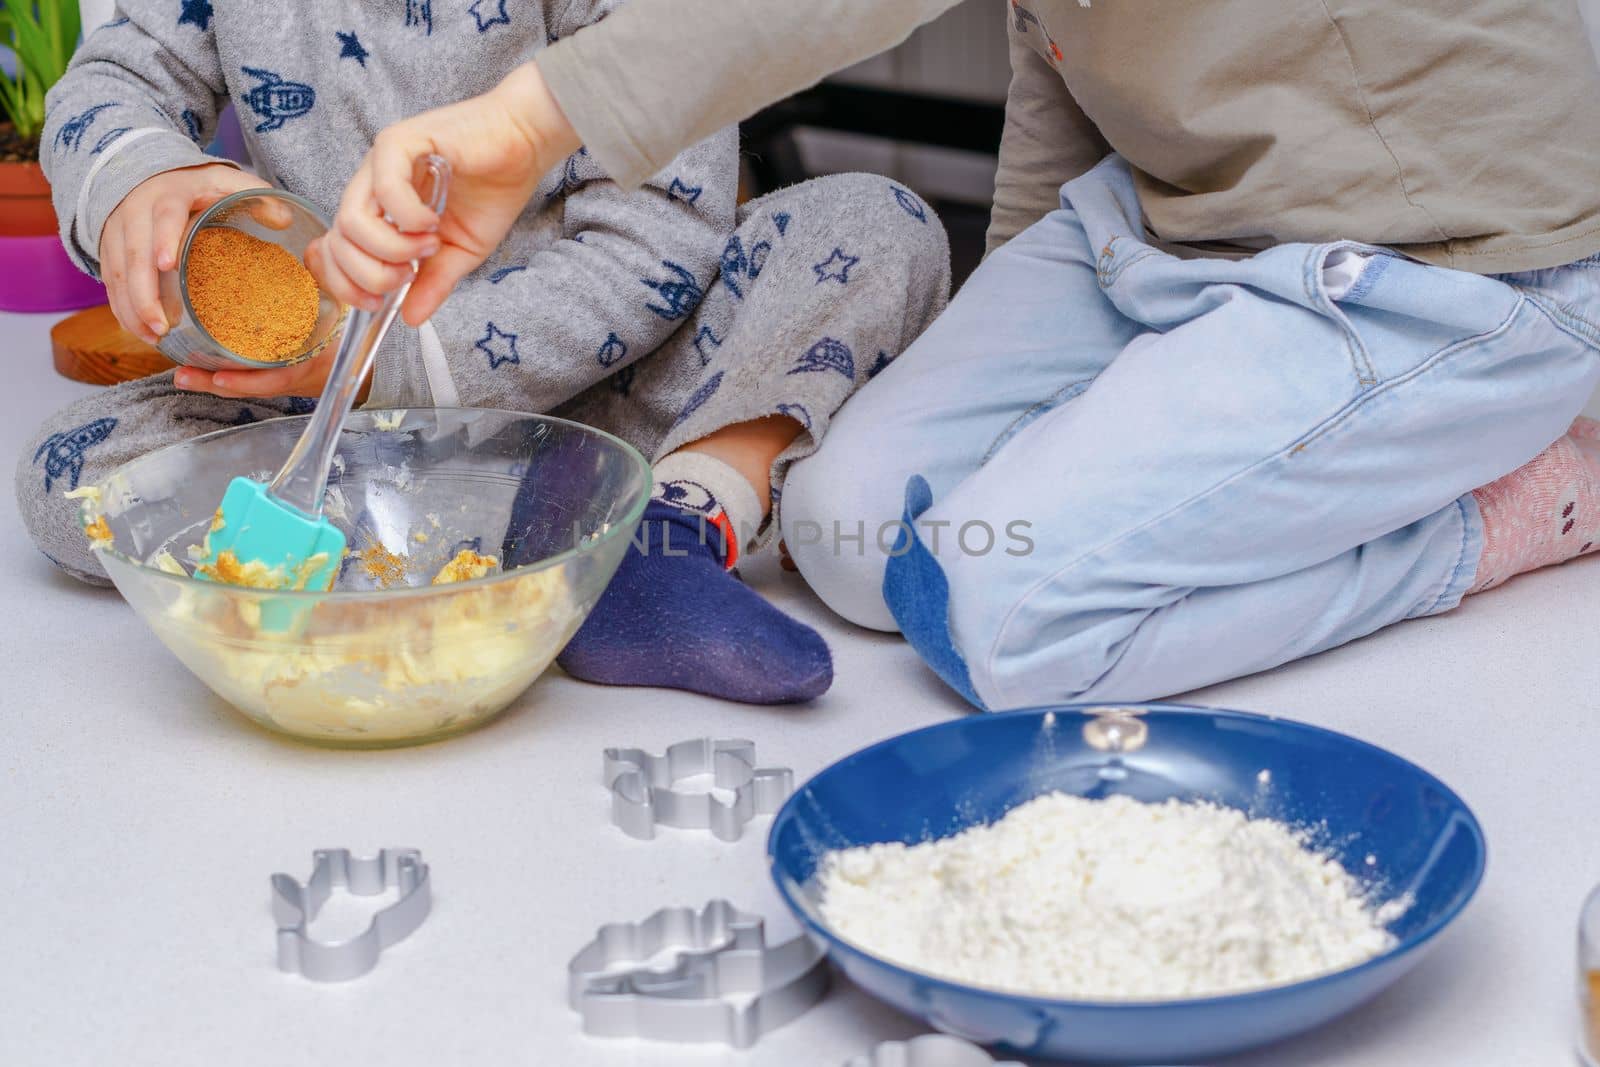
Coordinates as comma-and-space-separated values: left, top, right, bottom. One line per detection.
155, 188, 345, 372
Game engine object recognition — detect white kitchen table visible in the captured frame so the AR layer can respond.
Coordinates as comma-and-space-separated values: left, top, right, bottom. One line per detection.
4, 307, 1598, 1067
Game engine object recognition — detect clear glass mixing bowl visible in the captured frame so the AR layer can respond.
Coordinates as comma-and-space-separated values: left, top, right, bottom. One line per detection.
79, 409, 651, 748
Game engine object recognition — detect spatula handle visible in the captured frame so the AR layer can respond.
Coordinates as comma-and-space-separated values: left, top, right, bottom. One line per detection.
268, 156, 451, 516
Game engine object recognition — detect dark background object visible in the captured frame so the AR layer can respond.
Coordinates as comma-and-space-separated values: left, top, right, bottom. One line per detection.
742, 83, 1006, 287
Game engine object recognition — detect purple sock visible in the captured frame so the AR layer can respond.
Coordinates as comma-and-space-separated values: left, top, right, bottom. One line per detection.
556, 499, 833, 704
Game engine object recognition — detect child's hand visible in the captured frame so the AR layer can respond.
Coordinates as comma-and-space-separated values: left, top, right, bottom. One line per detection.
172, 326, 370, 405
312, 62, 580, 327
99, 164, 272, 344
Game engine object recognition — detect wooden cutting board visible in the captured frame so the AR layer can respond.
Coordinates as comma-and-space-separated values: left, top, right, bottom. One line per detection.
51, 304, 172, 385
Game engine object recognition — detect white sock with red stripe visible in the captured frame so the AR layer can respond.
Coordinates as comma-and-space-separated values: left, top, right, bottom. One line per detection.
649, 451, 762, 570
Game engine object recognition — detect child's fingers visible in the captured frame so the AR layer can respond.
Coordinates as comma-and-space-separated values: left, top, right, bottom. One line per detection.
340, 198, 440, 263
328, 231, 416, 304
120, 210, 168, 344
369, 131, 441, 233
306, 236, 383, 312
152, 197, 190, 274
99, 222, 137, 339
403, 245, 480, 326
209, 364, 308, 397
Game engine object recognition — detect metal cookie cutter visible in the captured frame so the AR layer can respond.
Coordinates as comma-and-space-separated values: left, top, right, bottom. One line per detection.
271, 848, 431, 982
568, 899, 829, 1048
844, 1035, 1027, 1067
603, 738, 794, 841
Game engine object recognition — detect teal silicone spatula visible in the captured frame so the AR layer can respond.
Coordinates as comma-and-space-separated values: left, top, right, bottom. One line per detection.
198, 154, 451, 599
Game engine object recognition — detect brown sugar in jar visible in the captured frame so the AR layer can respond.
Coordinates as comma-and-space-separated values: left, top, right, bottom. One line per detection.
185, 227, 321, 362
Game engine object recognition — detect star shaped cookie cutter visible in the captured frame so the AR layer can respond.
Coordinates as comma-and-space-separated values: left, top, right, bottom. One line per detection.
843, 1035, 1028, 1067
270, 848, 431, 982
568, 899, 829, 1047
603, 738, 794, 841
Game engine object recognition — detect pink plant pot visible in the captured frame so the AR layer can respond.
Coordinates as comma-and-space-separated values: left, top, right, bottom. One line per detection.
0, 233, 107, 312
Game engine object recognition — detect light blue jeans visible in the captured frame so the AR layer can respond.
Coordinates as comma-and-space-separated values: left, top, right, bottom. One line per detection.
782, 156, 1600, 710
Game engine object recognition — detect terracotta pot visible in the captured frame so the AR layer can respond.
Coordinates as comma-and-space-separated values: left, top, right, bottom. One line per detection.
0, 158, 108, 313
0, 159, 58, 237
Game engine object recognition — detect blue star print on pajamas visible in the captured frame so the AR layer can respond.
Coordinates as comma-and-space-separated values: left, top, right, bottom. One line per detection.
674, 371, 724, 426
53, 103, 114, 152
774, 212, 791, 236
405, 0, 432, 34
667, 178, 702, 204
336, 31, 369, 67
469, 0, 510, 33
33, 417, 117, 493
180, 108, 201, 141
812, 248, 859, 285
597, 332, 628, 368
642, 261, 704, 321
892, 186, 928, 222
612, 364, 636, 397
488, 263, 527, 284
790, 338, 854, 379
692, 326, 722, 366
475, 322, 520, 369
91, 127, 130, 154
242, 67, 315, 132
178, 0, 212, 31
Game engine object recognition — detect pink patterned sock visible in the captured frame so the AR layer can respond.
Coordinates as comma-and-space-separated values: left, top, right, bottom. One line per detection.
1468, 417, 1600, 594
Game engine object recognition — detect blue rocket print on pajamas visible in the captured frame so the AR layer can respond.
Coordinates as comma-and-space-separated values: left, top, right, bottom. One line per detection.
776, 403, 812, 430
181, 108, 202, 141
405, 0, 432, 34
489, 262, 528, 284
720, 237, 769, 300
336, 31, 369, 67
476, 322, 520, 369
773, 212, 791, 236
91, 127, 132, 154
790, 338, 854, 379
892, 186, 928, 223
692, 326, 722, 366
642, 261, 704, 321
547, 149, 587, 202
53, 103, 114, 153
469, 0, 510, 33
611, 364, 636, 397
597, 332, 628, 368
674, 371, 724, 426
812, 248, 859, 285
242, 68, 315, 133
33, 417, 117, 493
178, 0, 212, 31
667, 179, 702, 205
867, 350, 895, 379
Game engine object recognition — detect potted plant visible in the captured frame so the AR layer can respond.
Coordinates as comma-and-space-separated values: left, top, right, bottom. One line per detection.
0, 0, 105, 311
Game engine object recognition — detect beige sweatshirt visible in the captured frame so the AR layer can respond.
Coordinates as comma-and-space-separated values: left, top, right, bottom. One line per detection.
539, 0, 1600, 274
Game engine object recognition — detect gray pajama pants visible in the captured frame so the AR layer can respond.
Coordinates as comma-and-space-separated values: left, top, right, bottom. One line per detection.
15, 174, 951, 585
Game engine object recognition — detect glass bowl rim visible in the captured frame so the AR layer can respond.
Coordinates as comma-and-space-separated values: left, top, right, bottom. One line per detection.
83, 407, 654, 603
176, 186, 344, 369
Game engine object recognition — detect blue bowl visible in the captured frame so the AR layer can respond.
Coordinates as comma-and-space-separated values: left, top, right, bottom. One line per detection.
767, 704, 1485, 1064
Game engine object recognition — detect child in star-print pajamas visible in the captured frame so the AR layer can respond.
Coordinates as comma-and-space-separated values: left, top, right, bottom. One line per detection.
15, 0, 952, 705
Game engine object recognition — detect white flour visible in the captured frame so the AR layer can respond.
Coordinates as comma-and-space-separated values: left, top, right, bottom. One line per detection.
818, 793, 1395, 1000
